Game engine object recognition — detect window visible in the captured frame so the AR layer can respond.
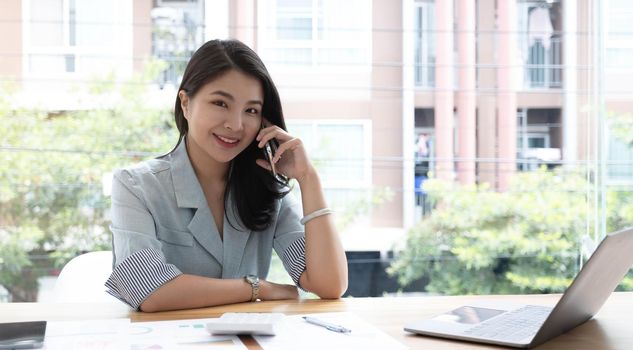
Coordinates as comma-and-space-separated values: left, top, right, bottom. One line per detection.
607, 0, 633, 43
516, 1, 562, 88
607, 132, 633, 183
5, 0, 633, 304
607, 0, 633, 178
414, 0, 435, 87
23, 0, 132, 78
606, 48, 633, 69
151, 1, 205, 87
258, 0, 371, 69
606, 0, 633, 97
286, 120, 372, 211
517, 108, 561, 171
527, 135, 548, 148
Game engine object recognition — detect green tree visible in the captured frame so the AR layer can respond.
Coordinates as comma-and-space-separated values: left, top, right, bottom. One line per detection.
0, 62, 176, 301
608, 111, 633, 146
389, 167, 633, 295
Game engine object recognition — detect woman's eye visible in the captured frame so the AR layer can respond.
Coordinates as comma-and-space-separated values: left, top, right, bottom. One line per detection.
212, 100, 227, 108
246, 108, 259, 115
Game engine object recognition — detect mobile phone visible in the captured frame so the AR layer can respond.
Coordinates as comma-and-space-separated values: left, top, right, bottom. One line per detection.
263, 138, 279, 179
261, 123, 287, 182
0, 321, 46, 349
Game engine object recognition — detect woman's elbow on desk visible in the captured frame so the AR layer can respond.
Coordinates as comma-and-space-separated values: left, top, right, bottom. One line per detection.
139, 298, 160, 313
316, 287, 347, 299
314, 282, 348, 299
302, 274, 348, 299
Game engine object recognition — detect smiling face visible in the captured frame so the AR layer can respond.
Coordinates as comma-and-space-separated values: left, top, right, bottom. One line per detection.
179, 69, 264, 173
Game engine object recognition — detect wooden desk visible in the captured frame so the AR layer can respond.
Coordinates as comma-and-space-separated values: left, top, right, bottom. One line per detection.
2, 292, 632, 349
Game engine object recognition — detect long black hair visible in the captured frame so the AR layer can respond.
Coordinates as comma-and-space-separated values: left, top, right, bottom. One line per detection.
172, 39, 289, 231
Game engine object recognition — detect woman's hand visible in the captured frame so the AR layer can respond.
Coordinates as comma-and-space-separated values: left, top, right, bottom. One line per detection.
255, 121, 315, 183
259, 280, 299, 300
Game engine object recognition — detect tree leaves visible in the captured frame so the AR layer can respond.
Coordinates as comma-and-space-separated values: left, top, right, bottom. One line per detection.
0, 64, 177, 301
389, 167, 633, 295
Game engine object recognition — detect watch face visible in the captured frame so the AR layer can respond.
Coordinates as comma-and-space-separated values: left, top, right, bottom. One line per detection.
246, 274, 259, 284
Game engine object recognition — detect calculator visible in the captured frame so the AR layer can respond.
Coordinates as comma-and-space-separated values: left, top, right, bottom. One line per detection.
206, 312, 285, 336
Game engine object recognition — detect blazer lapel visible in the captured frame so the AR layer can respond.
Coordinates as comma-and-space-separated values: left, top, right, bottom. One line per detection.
188, 205, 224, 265
221, 194, 252, 278
170, 140, 224, 265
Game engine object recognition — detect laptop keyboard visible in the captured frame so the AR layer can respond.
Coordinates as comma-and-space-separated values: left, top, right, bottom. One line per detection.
463, 305, 551, 342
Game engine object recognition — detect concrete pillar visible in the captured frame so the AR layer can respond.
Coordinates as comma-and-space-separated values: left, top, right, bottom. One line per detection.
456, 0, 476, 185
576, 0, 592, 162
497, 0, 518, 191
434, 0, 454, 181
370, 0, 404, 228
402, 0, 415, 229
0, 0, 23, 79
229, 0, 256, 49
477, 0, 498, 187
132, 0, 152, 73
563, 0, 578, 169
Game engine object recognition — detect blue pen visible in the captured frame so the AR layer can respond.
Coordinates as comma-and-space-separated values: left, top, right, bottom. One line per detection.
302, 316, 352, 334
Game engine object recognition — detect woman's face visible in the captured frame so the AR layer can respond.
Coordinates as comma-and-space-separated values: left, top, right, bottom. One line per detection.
180, 69, 264, 165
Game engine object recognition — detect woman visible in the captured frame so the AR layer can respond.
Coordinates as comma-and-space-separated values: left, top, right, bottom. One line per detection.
105, 39, 348, 312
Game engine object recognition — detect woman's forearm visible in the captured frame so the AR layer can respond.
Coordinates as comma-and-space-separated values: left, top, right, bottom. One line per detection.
297, 168, 348, 298
140, 275, 299, 312
139, 274, 251, 312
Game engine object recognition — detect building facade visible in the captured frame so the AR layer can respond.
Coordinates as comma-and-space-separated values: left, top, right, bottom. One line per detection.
1, 0, 631, 235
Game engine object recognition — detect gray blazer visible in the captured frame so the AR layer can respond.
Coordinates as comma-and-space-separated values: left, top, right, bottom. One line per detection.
110, 140, 306, 281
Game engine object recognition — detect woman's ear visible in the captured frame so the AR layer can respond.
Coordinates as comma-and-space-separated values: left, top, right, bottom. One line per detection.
178, 90, 190, 119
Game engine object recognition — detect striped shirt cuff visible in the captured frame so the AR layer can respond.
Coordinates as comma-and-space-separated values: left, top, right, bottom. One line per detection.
105, 248, 182, 310
281, 237, 307, 287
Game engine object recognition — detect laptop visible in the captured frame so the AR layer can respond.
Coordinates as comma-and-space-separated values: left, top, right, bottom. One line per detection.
404, 227, 633, 348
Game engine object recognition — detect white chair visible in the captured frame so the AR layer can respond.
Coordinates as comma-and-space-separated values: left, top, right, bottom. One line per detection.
53, 251, 120, 303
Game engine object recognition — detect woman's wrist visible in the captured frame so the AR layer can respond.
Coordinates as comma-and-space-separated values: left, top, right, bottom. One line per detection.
258, 280, 270, 300
296, 165, 319, 187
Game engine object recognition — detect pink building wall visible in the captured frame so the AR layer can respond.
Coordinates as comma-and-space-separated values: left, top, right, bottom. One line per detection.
434, 0, 455, 181
456, 0, 476, 185
496, 0, 518, 191
0, 0, 22, 79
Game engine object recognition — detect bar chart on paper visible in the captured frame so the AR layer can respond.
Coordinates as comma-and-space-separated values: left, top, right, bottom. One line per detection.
44, 318, 246, 350
128, 318, 246, 349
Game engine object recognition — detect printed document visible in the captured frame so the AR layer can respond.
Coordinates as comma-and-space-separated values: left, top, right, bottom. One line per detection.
44, 318, 246, 350
253, 312, 407, 350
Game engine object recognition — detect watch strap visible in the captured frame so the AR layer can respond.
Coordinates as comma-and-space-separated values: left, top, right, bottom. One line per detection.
245, 275, 260, 302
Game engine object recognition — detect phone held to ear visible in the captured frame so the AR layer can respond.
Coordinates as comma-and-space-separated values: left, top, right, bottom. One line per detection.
263, 139, 279, 179
0, 321, 46, 350
261, 125, 287, 182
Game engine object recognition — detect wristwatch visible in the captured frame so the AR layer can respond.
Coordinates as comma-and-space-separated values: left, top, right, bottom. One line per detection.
244, 274, 260, 302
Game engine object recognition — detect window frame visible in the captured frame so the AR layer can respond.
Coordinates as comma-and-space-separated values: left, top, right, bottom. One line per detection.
516, 1, 563, 89
413, 0, 435, 88
257, 0, 372, 73
286, 119, 373, 190
21, 0, 133, 80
